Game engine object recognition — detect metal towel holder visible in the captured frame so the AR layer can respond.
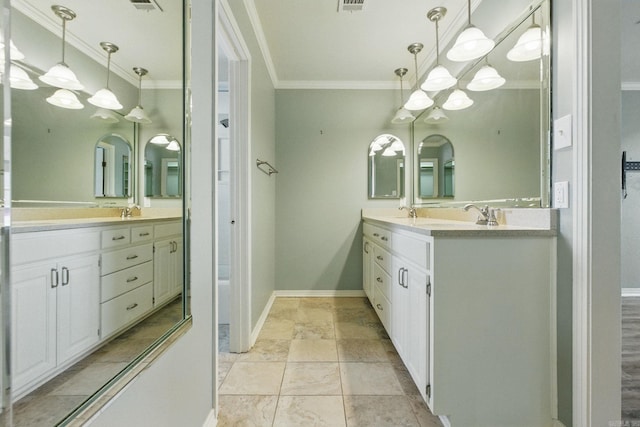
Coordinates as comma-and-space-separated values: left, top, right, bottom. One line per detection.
256, 159, 278, 176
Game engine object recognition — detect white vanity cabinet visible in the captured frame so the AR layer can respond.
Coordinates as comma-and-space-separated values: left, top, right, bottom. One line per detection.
153, 221, 183, 307
362, 237, 374, 302
11, 228, 100, 395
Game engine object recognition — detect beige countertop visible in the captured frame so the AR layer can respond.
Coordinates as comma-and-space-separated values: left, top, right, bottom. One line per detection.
12, 215, 182, 233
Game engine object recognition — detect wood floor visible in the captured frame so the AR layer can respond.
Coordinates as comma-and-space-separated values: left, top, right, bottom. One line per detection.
623, 297, 640, 420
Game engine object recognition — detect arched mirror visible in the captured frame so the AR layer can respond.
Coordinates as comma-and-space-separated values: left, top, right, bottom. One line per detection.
415, 135, 454, 201
144, 134, 182, 198
368, 134, 405, 199
94, 134, 132, 198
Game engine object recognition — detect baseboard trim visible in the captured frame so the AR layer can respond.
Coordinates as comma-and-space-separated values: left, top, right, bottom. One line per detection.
273, 290, 366, 298
622, 288, 640, 297
551, 419, 566, 427
202, 409, 217, 427
250, 291, 276, 346
439, 415, 451, 427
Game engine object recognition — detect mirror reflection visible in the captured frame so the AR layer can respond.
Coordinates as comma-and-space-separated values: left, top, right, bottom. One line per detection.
416, 135, 454, 200
144, 135, 182, 198
94, 134, 132, 198
368, 134, 405, 199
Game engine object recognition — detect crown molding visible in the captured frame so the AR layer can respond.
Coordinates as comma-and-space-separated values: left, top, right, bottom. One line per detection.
276, 80, 397, 90
242, 0, 279, 87
622, 81, 640, 91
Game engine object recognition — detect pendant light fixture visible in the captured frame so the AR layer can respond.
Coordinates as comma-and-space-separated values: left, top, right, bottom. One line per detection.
91, 108, 120, 123
507, 14, 543, 62
166, 139, 181, 151
46, 89, 84, 109
6, 65, 38, 90
467, 61, 505, 91
424, 106, 449, 124
443, 88, 473, 111
39, 5, 84, 91
404, 43, 433, 111
391, 68, 415, 124
447, 0, 495, 62
150, 134, 171, 145
125, 67, 152, 124
88, 42, 123, 110
0, 33, 25, 61
421, 7, 457, 92
382, 146, 397, 157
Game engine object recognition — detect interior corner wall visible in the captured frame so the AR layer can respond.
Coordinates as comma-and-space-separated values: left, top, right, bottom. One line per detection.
274, 89, 409, 292
227, 1, 277, 329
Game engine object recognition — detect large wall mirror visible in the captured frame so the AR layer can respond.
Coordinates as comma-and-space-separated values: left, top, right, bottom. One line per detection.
368, 134, 406, 199
411, 0, 550, 207
3, 1, 187, 425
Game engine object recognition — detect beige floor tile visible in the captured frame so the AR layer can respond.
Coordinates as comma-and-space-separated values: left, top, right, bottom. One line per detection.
280, 362, 342, 395
238, 339, 291, 362
337, 339, 389, 362
218, 362, 234, 389
335, 321, 387, 340
295, 306, 334, 323
332, 297, 369, 308
273, 395, 346, 427
268, 308, 297, 321
271, 298, 301, 311
299, 297, 337, 309
9, 395, 87, 427
334, 307, 379, 323
90, 338, 157, 363
340, 362, 404, 395
344, 395, 420, 426
219, 362, 286, 395
288, 339, 338, 362
293, 321, 335, 339
259, 319, 295, 340
393, 366, 421, 396
406, 395, 444, 427
49, 362, 129, 396
217, 395, 277, 427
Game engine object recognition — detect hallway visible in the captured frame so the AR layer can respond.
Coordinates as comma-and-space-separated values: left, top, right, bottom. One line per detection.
217, 297, 442, 426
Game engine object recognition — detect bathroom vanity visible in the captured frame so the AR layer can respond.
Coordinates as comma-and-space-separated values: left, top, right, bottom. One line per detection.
362, 210, 557, 427
11, 214, 182, 399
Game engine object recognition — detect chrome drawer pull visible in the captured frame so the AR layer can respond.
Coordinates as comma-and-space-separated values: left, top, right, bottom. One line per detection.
112, 235, 126, 241
373, 233, 380, 237
376, 303, 383, 311
376, 277, 383, 283
381, 236, 388, 241
61, 267, 69, 286
139, 232, 150, 237
126, 254, 139, 260
126, 303, 139, 311
51, 268, 59, 288
126, 276, 138, 283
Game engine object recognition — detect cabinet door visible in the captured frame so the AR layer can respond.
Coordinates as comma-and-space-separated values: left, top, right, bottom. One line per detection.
390, 256, 407, 357
153, 239, 173, 306
405, 265, 429, 399
57, 254, 100, 364
363, 237, 373, 302
12, 262, 57, 392
171, 237, 184, 298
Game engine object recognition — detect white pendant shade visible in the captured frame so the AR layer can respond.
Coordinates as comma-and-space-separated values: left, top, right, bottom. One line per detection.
369, 149, 376, 157
88, 88, 123, 110
0, 34, 25, 60
391, 140, 405, 152
39, 63, 84, 90
404, 89, 434, 111
166, 140, 181, 151
150, 134, 171, 145
91, 108, 120, 123
46, 88, 84, 109
443, 89, 473, 111
424, 106, 449, 124
447, 26, 495, 62
391, 107, 415, 124
467, 65, 506, 91
125, 105, 152, 124
382, 147, 397, 157
9, 65, 38, 90
421, 65, 457, 92
507, 24, 542, 62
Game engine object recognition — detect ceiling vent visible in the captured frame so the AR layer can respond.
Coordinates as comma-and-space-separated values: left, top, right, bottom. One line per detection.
130, 0, 164, 12
338, 0, 365, 13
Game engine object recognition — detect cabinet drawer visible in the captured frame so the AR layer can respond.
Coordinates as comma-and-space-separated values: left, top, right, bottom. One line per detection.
101, 243, 153, 275
12, 229, 100, 265
131, 225, 154, 243
154, 222, 181, 239
373, 263, 392, 301
373, 245, 392, 273
373, 287, 391, 331
101, 282, 153, 339
363, 223, 392, 248
101, 228, 130, 249
101, 261, 153, 302
392, 233, 430, 270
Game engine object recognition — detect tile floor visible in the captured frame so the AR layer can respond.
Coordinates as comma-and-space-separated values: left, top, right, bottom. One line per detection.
217, 297, 443, 427
4, 298, 183, 427
623, 297, 640, 421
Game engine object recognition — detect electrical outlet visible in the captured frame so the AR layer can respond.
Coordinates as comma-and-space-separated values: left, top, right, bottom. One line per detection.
554, 181, 569, 208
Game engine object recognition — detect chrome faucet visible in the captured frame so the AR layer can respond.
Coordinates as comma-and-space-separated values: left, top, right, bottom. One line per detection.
463, 204, 498, 226
399, 206, 417, 218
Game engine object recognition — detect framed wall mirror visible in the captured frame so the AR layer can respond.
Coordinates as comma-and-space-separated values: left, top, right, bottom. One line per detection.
144, 134, 182, 198
368, 134, 406, 199
415, 134, 454, 201
411, 0, 551, 207
94, 134, 132, 198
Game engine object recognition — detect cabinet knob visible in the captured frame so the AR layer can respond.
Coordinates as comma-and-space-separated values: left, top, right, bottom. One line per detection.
376, 277, 383, 283
381, 236, 388, 241
376, 303, 383, 311
373, 233, 380, 237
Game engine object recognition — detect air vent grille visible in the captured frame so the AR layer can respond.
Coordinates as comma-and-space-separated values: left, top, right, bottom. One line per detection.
130, 0, 164, 12
338, 0, 365, 13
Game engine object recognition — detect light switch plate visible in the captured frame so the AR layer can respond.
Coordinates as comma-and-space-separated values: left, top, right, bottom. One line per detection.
554, 181, 569, 209
554, 114, 572, 150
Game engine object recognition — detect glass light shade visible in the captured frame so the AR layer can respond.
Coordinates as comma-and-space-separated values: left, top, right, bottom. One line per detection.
46, 88, 84, 109
150, 134, 171, 145
125, 105, 152, 124
91, 108, 120, 123
9, 65, 38, 90
466, 65, 506, 91
0, 34, 25, 60
424, 106, 449, 124
421, 65, 457, 92
370, 141, 384, 151
391, 107, 415, 124
382, 147, 397, 157
443, 89, 474, 111
507, 25, 542, 62
166, 140, 181, 151
404, 89, 434, 111
446, 26, 495, 62
390, 140, 405, 152
88, 88, 123, 110
39, 63, 84, 90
